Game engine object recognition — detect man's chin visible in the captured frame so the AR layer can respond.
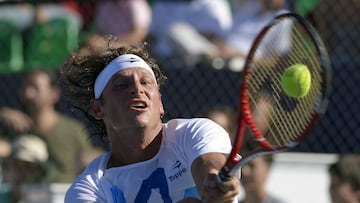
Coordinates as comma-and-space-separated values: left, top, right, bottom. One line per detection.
133, 118, 149, 128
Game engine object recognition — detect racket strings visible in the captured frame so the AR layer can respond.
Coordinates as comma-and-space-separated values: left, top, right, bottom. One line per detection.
246, 17, 325, 148
289, 23, 323, 110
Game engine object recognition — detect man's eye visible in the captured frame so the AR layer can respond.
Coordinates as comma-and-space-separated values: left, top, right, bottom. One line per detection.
142, 80, 153, 85
115, 82, 129, 88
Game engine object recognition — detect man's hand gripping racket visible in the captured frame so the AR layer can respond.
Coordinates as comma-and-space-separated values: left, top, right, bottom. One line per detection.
219, 13, 332, 180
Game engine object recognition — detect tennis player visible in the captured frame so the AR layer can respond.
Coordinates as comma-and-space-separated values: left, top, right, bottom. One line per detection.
61, 42, 240, 203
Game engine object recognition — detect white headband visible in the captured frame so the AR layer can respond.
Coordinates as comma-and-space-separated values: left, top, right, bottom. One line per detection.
94, 54, 156, 99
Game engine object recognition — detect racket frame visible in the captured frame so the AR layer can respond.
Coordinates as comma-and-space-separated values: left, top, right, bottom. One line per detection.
219, 13, 332, 180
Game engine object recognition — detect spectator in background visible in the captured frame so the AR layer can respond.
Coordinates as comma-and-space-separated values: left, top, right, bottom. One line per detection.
149, 0, 233, 69
0, 137, 11, 160
0, 3, 34, 33
238, 155, 286, 203
80, 0, 152, 55
0, 135, 11, 201
0, 1, 82, 32
328, 154, 360, 203
2, 134, 53, 203
201, 105, 237, 142
220, 0, 290, 71
237, 97, 285, 203
35, 2, 82, 30
0, 1, 83, 73
201, 103, 285, 203
0, 69, 103, 183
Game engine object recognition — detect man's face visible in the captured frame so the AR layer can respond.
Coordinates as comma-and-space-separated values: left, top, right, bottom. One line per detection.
96, 67, 164, 131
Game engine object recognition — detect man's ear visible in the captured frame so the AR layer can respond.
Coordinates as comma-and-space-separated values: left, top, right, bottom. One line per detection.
159, 95, 164, 116
90, 99, 104, 120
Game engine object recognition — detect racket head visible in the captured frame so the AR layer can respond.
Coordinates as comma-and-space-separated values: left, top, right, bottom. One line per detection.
223, 13, 331, 177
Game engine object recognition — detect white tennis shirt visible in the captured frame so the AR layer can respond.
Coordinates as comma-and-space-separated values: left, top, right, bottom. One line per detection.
65, 118, 234, 203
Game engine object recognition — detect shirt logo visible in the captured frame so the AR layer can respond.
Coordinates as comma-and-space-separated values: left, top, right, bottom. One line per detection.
168, 160, 187, 182
172, 160, 182, 170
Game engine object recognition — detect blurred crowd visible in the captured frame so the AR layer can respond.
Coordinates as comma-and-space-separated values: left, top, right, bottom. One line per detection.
0, 0, 359, 203
0, 0, 293, 73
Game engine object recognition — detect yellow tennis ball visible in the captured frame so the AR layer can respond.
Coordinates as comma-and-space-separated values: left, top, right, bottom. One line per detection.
281, 64, 311, 98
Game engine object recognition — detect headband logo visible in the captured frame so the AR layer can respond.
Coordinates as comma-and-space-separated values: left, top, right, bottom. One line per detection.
129, 57, 139, 63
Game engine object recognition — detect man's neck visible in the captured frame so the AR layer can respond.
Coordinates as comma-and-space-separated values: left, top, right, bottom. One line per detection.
107, 124, 163, 168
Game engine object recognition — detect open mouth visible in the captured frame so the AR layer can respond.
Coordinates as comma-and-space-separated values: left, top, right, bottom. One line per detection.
129, 101, 147, 110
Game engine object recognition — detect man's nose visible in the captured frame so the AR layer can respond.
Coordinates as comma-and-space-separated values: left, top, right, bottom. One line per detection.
129, 81, 144, 95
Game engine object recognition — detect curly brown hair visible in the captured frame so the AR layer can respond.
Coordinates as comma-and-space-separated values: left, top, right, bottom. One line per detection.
60, 41, 167, 138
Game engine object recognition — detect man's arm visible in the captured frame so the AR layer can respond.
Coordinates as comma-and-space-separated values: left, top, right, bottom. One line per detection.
191, 152, 240, 203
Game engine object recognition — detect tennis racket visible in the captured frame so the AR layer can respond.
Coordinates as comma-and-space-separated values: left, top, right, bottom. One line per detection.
219, 13, 332, 180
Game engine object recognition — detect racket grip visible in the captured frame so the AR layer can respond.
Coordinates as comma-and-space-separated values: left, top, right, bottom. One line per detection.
218, 167, 231, 181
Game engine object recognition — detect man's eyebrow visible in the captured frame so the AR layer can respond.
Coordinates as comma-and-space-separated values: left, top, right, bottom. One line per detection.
109, 73, 128, 83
